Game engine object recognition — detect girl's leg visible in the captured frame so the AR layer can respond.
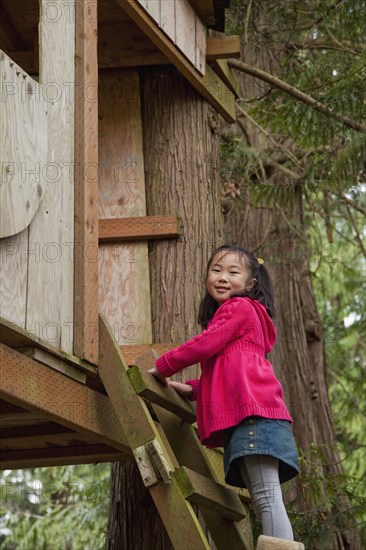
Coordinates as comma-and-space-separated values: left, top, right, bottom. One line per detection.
238, 455, 294, 540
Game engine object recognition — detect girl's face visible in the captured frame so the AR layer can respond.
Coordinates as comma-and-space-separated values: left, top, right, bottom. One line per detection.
207, 252, 256, 304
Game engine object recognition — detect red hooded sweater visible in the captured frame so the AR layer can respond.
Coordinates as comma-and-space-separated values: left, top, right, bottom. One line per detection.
156, 296, 292, 448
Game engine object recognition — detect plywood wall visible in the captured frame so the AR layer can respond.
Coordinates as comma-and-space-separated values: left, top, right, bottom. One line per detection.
0, 1, 75, 354
137, 0, 206, 74
98, 69, 152, 346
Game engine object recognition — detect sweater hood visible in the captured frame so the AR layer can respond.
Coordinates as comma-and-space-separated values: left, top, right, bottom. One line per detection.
246, 298, 276, 353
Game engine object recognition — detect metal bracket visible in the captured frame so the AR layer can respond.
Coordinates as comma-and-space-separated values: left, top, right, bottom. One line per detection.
133, 437, 172, 487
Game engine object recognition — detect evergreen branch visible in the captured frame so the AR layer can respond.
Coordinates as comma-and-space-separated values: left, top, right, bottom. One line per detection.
304, 191, 357, 247
334, 195, 366, 217
229, 59, 366, 133
275, 202, 307, 242
343, 201, 366, 259
285, 41, 360, 55
284, 37, 363, 54
236, 102, 303, 168
322, 23, 357, 54
243, 0, 253, 45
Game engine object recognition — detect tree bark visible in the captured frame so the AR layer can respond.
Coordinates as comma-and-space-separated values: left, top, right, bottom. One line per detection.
106, 65, 224, 549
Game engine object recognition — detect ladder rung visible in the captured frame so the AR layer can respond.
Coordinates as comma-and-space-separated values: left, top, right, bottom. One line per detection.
127, 365, 196, 423
174, 466, 246, 521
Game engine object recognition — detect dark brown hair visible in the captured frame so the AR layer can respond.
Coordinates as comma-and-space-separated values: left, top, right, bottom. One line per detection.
198, 244, 276, 328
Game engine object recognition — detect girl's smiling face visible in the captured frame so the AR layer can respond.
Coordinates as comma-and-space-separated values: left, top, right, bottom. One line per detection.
207, 252, 256, 304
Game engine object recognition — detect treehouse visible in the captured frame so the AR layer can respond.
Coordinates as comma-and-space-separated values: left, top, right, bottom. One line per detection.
0, 1, 256, 548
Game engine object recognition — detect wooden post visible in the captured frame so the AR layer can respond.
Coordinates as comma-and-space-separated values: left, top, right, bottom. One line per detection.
74, 0, 99, 363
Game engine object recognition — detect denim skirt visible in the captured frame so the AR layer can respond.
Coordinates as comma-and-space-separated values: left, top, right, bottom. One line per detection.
223, 416, 299, 488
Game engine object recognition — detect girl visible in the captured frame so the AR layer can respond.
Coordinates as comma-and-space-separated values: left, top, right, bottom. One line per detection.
148, 244, 301, 546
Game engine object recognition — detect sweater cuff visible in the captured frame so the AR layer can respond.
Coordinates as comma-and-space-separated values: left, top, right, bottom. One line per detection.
156, 355, 176, 377
185, 379, 200, 401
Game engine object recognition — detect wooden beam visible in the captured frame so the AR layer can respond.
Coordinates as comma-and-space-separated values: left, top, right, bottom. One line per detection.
0, 411, 52, 429
99, 216, 181, 242
0, 317, 101, 390
18, 347, 87, 383
206, 35, 241, 60
115, 0, 236, 123
174, 466, 246, 521
98, 314, 211, 550
0, 445, 124, 469
99, 316, 165, 450
0, 422, 74, 440
74, 0, 99, 363
127, 365, 196, 423
120, 343, 178, 365
98, 21, 168, 68
211, 59, 240, 97
0, 343, 129, 453
152, 405, 253, 549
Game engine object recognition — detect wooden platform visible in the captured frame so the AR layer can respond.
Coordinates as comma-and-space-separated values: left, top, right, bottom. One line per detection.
0, 317, 169, 469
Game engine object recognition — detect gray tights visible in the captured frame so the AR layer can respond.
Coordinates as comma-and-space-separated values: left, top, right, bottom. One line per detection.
238, 455, 294, 540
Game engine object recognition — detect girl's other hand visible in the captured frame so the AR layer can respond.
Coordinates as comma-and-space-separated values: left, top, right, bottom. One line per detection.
168, 380, 194, 398
147, 366, 168, 386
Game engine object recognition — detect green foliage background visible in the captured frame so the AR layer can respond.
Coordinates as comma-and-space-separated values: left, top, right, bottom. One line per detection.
0, 464, 110, 549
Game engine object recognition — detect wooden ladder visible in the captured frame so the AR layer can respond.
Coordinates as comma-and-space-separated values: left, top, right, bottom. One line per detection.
99, 314, 252, 550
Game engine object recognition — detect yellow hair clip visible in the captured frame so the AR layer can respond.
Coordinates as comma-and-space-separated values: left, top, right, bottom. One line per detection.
257, 257, 264, 265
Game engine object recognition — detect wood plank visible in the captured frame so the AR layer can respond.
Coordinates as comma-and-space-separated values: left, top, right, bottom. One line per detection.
0, 422, 74, 440
98, 20, 168, 68
0, 231, 28, 328
26, 0, 75, 352
99, 216, 181, 242
25, 1, 74, 355
115, 0, 236, 122
206, 35, 241, 60
152, 405, 254, 550
18, 347, 87, 383
98, 69, 152, 346
0, 52, 47, 238
0, 444, 124, 469
98, 315, 164, 449
0, 343, 129, 453
175, 0, 196, 66
98, 314, 210, 550
0, 316, 99, 381
195, 12, 206, 74
127, 365, 196, 423
0, 411, 53, 429
146, 0, 160, 25
211, 59, 240, 97
174, 466, 246, 521
120, 343, 178, 365
0, 432, 86, 449
201, 62, 236, 122
74, 0, 99, 363
160, 0, 175, 42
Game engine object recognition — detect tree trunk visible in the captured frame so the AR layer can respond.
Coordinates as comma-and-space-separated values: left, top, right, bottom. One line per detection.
106, 65, 223, 549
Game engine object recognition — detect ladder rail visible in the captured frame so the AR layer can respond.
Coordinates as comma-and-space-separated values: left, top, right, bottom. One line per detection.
99, 314, 253, 550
